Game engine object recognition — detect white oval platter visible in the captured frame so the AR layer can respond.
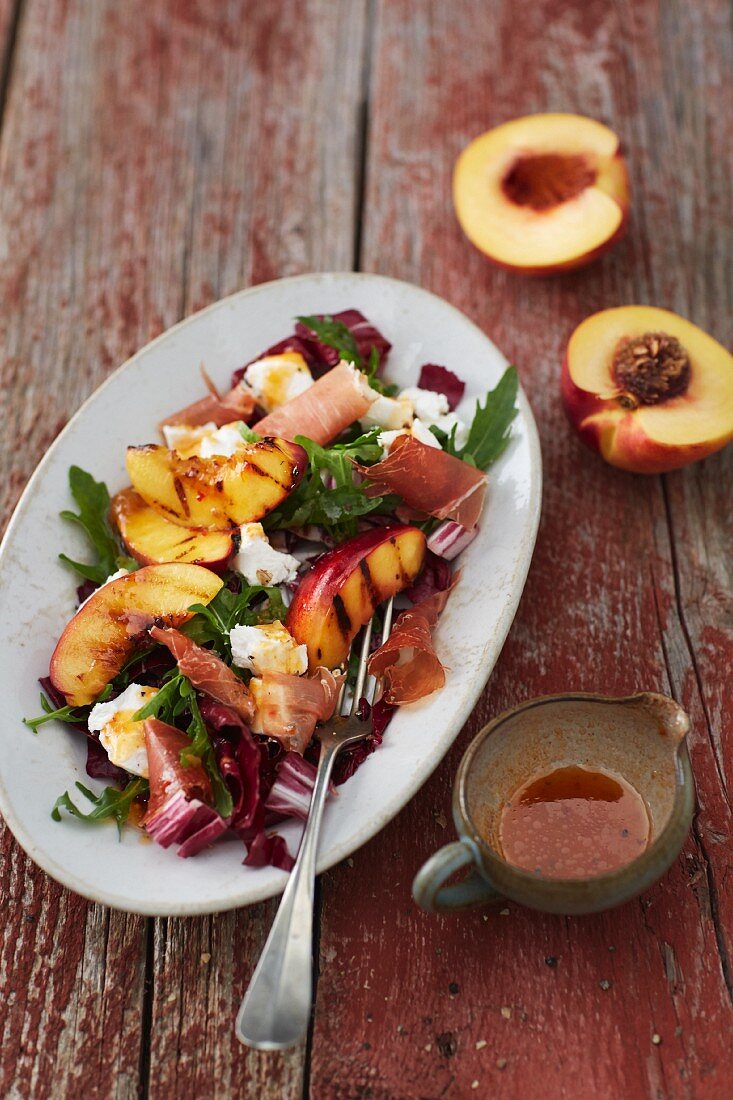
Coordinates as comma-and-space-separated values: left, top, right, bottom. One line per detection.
0, 272, 541, 915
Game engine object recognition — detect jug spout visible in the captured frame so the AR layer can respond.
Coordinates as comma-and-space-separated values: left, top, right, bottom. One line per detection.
631, 692, 690, 745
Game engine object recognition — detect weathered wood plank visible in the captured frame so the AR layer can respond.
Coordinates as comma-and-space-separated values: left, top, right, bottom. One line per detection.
3, 0, 731, 1096
0, 3, 153, 1096
309, 1, 733, 1097
1, 0, 365, 1096
0, 826, 147, 1100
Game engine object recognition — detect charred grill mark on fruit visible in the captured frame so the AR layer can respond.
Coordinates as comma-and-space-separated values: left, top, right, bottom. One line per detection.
393, 540, 409, 586
332, 594, 352, 637
172, 476, 191, 518
359, 558, 380, 608
148, 500, 182, 521
241, 458, 291, 488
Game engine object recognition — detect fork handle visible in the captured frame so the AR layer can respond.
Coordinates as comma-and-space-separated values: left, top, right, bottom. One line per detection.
235, 738, 340, 1050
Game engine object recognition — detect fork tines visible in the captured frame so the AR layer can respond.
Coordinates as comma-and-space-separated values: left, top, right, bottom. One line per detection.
339, 596, 394, 717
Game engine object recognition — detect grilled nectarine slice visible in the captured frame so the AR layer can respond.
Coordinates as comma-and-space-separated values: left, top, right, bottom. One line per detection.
126, 437, 307, 530
562, 306, 733, 473
453, 113, 629, 274
287, 526, 427, 669
111, 488, 234, 569
50, 564, 223, 706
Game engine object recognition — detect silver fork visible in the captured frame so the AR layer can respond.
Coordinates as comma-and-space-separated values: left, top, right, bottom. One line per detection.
235, 598, 394, 1050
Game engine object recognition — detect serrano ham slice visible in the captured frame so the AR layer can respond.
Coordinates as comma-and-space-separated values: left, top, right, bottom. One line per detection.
160, 383, 256, 430
367, 579, 458, 704
149, 626, 255, 723
143, 718, 213, 822
249, 667, 342, 754
254, 362, 375, 445
358, 436, 487, 529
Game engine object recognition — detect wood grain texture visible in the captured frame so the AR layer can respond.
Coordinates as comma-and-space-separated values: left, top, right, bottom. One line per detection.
308, 1, 733, 1097
0, 824, 147, 1099
0, 0, 368, 1097
1, 0, 732, 1097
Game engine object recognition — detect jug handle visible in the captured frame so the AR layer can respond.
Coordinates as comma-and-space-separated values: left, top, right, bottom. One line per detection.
412, 839, 503, 912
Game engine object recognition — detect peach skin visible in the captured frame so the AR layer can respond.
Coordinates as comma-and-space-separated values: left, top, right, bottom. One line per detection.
111, 488, 235, 570
287, 525, 426, 669
562, 306, 733, 473
50, 563, 223, 706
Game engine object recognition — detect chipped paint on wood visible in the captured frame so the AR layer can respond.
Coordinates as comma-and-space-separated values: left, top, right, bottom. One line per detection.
1, 0, 732, 1097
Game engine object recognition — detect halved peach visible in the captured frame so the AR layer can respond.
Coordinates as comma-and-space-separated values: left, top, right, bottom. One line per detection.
126, 437, 306, 530
453, 113, 629, 274
562, 306, 733, 473
111, 488, 235, 570
286, 526, 427, 669
50, 564, 223, 706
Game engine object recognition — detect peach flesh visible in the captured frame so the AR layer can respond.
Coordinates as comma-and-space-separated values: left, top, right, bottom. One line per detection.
453, 114, 629, 275
563, 306, 733, 474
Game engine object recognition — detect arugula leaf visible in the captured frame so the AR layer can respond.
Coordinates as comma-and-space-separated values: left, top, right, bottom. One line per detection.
23, 683, 113, 731
133, 669, 233, 818
52, 778, 147, 837
132, 670, 187, 723
428, 420, 461, 458
24, 694, 87, 731
59, 466, 135, 584
297, 314, 362, 365
296, 315, 397, 397
237, 422, 260, 444
363, 346, 398, 397
458, 367, 519, 470
184, 584, 287, 659
181, 684, 233, 818
263, 431, 397, 541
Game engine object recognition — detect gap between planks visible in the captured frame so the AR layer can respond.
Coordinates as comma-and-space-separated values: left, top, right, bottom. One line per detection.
660, 476, 733, 1006
352, 0, 376, 272
0, 0, 24, 131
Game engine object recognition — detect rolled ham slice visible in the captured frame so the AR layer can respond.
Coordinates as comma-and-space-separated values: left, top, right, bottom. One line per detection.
150, 626, 255, 723
142, 718, 213, 822
160, 383, 256, 429
367, 578, 458, 704
358, 436, 488, 529
254, 361, 375, 445
249, 667, 342, 754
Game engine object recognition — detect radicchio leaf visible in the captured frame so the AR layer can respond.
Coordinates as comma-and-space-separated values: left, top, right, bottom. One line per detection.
232, 309, 391, 387
242, 830, 294, 871
417, 363, 466, 411
198, 698, 295, 870
265, 752, 320, 821
145, 788, 228, 857
404, 550, 453, 604
85, 735, 129, 784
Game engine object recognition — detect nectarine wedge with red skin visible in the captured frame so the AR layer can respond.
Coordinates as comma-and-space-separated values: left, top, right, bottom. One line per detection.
287, 526, 427, 670
453, 113, 629, 275
126, 436, 306, 531
563, 306, 733, 473
50, 563, 223, 706
111, 488, 235, 571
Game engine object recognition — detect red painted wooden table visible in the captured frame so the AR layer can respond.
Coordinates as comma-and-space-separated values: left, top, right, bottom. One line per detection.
1, 2, 732, 1096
